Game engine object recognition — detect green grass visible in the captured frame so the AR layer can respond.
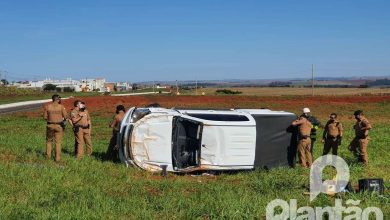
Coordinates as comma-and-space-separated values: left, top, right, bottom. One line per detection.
0, 91, 103, 105
0, 102, 389, 219
0, 86, 167, 105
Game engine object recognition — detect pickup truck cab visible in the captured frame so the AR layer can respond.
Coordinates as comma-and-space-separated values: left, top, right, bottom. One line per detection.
118, 107, 297, 172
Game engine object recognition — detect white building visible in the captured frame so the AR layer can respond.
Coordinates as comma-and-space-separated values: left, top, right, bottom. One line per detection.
52, 78, 82, 92
95, 78, 106, 91
16, 78, 81, 91
80, 78, 106, 91
14, 77, 107, 92
115, 82, 131, 91
156, 84, 167, 89
18, 81, 44, 89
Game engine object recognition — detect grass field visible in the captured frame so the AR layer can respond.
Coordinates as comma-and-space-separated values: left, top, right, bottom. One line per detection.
0, 94, 389, 219
0, 86, 104, 105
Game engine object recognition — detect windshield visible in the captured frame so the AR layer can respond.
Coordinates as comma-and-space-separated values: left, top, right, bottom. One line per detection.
131, 108, 150, 123
121, 108, 149, 163
172, 117, 203, 170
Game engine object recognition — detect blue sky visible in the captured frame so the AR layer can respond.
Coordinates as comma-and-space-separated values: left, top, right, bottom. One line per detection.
0, 0, 389, 82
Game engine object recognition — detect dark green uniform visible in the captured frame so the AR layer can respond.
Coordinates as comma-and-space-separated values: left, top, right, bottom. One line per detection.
307, 115, 321, 156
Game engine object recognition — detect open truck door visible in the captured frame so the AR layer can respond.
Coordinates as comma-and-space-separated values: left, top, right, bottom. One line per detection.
171, 116, 203, 171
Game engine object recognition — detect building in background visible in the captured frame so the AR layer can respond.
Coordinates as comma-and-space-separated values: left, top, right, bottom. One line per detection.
16, 78, 81, 91
17, 80, 44, 89
94, 78, 106, 91
53, 78, 82, 92
115, 82, 131, 92
80, 78, 107, 91
104, 82, 115, 92
156, 83, 167, 89
8, 77, 135, 93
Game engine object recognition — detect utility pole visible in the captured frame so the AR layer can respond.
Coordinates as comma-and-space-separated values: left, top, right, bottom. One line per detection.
195, 79, 198, 95
311, 64, 314, 96
153, 81, 155, 93
176, 80, 179, 95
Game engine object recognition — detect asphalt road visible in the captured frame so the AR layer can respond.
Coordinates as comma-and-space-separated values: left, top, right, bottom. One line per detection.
0, 92, 165, 114
0, 103, 44, 115
0, 99, 53, 115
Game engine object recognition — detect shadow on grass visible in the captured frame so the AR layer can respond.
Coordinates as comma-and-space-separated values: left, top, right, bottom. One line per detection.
91, 151, 105, 160
62, 147, 75, 157
60, 146, 119, 163
25, 146, 44, 158
24, 145, 79, 159
91, 151, 122, 163
343, 156, 364, 167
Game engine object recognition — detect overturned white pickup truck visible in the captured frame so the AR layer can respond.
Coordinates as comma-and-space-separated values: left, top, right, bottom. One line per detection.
118, 107, 298, 172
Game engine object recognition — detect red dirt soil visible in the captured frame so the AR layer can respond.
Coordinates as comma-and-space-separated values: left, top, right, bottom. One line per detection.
60, 95, 390, 109
24, 94, 388, 119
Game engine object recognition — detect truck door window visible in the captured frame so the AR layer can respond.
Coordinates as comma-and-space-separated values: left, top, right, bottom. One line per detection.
187, 113, 249, 121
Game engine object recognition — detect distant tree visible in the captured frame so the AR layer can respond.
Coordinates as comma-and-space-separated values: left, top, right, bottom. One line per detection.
215, 89, 242, 95
269, 81, 292, 87
367, 78, 390, 87
132, 83, 138, 91
1, 79, 9, 85
43, 84, 57, 91
64, 87, 75, 92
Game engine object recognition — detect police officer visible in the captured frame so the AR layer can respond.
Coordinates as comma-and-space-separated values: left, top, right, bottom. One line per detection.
292, 113, 313, 168
43, 94, 67, 161
322, 113, 343, 155
71, 100, 93, 158
303, 108, 321, 157
349, 110, 372, 165
106, 105, 126, 161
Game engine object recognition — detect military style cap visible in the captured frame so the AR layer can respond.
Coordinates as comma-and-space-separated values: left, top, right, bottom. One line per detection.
303, 107, 310, 113
52, 94, 61, 101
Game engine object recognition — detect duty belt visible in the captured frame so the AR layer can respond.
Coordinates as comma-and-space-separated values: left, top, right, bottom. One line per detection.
299, 135, 310, 139
357, 135, 368, 139
74, 124, 90, 129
